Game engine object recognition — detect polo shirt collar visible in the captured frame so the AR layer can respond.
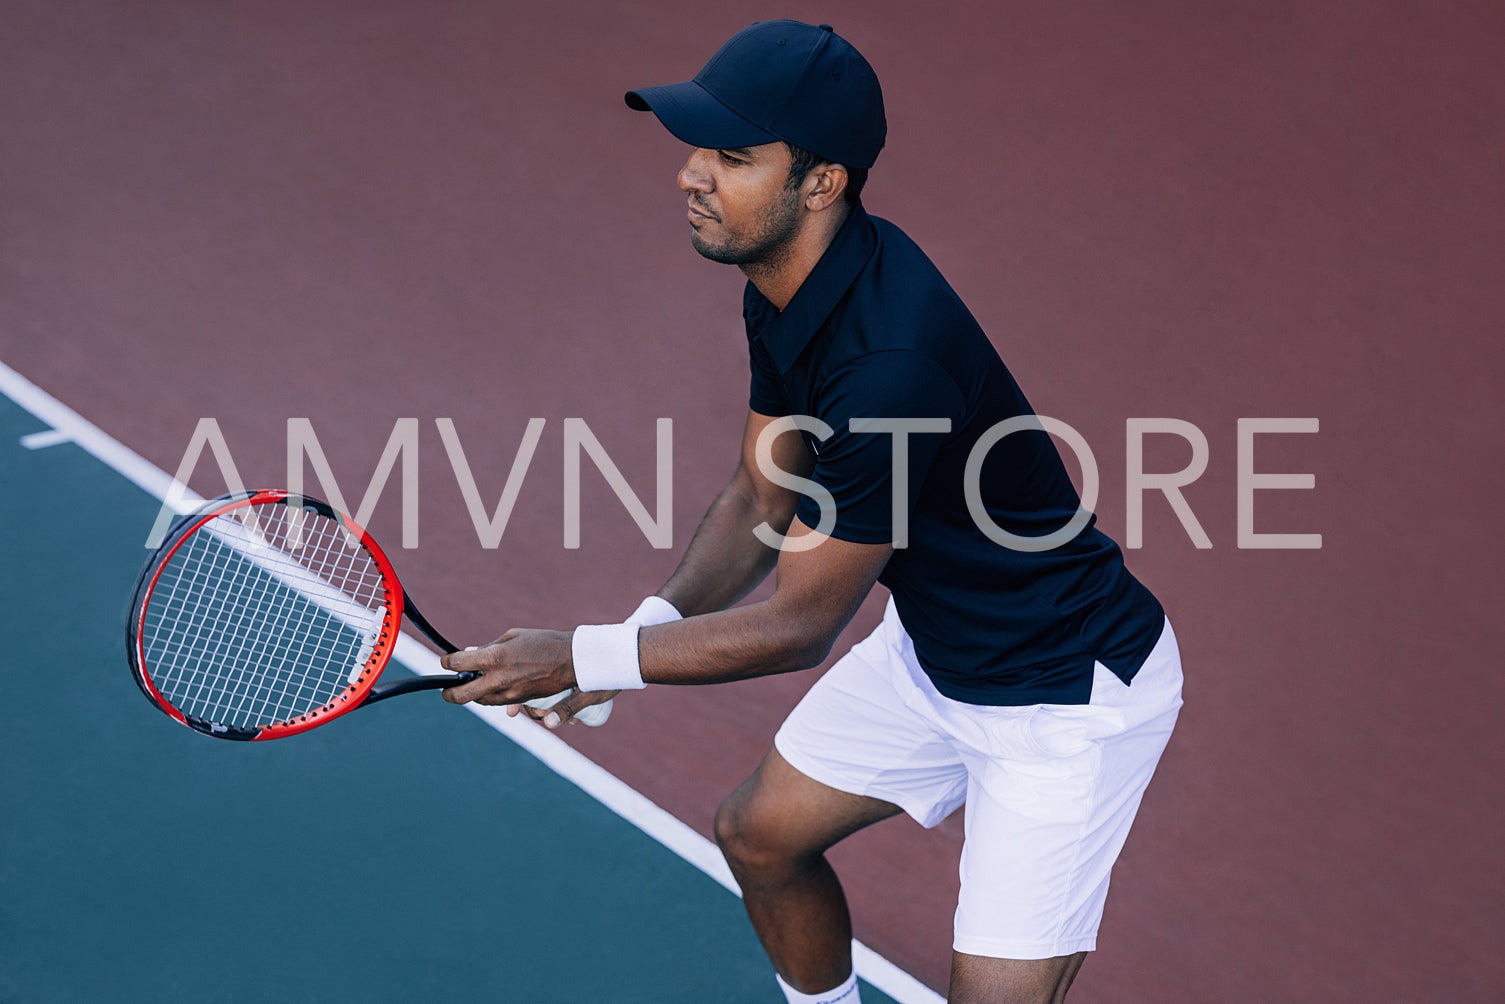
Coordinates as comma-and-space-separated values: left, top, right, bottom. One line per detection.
749, 203, 879, 373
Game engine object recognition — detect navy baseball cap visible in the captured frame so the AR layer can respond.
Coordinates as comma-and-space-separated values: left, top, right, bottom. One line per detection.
625, 20, 886, 169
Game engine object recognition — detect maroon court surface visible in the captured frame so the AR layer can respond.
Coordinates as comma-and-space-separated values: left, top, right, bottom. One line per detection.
3, 2, 1502, 1000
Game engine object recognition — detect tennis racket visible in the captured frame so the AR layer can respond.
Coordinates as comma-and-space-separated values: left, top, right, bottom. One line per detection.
127, 489, 611, 740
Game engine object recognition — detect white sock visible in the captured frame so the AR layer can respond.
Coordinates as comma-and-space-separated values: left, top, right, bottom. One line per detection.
775, 970, 861, 1004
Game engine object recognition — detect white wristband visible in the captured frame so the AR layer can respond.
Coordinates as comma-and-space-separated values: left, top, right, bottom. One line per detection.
625, 595, 682, 628
571, 596, 682, 694
572, 622, 646, 692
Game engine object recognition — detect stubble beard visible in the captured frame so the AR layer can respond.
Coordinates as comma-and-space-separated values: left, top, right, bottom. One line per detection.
690, 184, 803, 270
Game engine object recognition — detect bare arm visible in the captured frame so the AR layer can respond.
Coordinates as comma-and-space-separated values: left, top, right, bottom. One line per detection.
440, 411, 895, 703
640, 516, 892, 684
440, 515, 892, 704
655, 409, 814, 617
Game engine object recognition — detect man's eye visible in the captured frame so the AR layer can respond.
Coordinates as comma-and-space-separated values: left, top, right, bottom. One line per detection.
718, 151, 744, 165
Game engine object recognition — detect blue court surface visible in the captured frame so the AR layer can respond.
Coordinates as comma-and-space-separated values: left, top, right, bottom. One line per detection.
0, 374, 921, 1003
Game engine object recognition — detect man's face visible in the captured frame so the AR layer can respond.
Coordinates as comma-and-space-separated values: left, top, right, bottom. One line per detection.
678, 143, 803, 267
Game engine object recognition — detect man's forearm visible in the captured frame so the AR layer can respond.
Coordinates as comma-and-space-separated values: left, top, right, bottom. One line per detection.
656, 478, 792, 617
634, 524, 893, 687
444, 503, 892, 705
636, 602, 832, 686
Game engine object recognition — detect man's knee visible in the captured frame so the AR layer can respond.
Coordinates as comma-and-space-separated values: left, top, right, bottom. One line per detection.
713, 754, 835, 879
716, 747, 902, 879
711, 786, 744, 857
713, 780, 788, 878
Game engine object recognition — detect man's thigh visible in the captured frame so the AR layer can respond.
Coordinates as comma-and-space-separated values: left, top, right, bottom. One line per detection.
949, 951, 1087, 1004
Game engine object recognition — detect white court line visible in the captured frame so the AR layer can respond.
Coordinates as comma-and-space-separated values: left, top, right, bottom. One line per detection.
0, 362, 201, 514
19, 428, 72, 449
0, 357, 946, 1004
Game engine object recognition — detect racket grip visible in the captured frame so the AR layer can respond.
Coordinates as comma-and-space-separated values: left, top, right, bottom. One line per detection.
523, 690, 613, 727
364, 671, 476, 705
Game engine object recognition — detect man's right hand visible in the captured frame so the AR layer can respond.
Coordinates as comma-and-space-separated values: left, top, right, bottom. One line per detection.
516, 687, 620, 729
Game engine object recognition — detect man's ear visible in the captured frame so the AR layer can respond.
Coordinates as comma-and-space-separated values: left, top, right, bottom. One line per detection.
805, 164, 849, 212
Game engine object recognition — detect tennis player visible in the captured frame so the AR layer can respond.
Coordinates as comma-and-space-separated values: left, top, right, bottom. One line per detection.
444, 20, 1183, 1004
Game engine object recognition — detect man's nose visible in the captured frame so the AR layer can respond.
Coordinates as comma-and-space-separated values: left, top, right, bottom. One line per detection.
677, 149, 715, 194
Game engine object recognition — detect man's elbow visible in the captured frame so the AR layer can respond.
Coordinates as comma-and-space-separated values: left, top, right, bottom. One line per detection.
766, 618, 839, 675
727, 468, 799, 531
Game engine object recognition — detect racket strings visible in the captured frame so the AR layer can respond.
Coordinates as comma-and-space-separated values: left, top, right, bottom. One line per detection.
141, 502, 392, 729
153, 510, 380, 725
150, 516, 340, 723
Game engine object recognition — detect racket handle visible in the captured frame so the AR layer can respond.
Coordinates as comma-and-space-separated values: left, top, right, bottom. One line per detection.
365, 671, 477, 705
453, 649, 612, 726
524, 690, 613, 727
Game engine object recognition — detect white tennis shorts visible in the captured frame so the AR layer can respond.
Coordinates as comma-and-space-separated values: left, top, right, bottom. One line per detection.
774, 598, 1183, 960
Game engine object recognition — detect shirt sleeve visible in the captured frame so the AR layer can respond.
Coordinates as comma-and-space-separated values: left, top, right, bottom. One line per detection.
795, 350, 965, 545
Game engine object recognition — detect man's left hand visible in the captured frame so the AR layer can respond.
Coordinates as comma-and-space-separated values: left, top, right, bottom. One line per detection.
439, 628, 576, 708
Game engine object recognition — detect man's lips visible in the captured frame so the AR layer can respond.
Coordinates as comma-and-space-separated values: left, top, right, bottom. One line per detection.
688, 203, 717, 222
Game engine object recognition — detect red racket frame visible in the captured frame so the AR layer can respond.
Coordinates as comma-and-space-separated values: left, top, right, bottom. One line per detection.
127, 489, 466, 740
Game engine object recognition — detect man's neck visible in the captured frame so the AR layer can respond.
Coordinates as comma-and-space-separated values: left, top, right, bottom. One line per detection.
742, 202, 852, 312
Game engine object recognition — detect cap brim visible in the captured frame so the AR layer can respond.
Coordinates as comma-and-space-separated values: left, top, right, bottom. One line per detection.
624, 80, 781, 150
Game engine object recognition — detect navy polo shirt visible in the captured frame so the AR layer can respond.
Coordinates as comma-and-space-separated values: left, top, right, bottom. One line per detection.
743, 204, 1164, 706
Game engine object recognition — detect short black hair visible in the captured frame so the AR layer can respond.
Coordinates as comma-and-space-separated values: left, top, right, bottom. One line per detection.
784, 141, 867, 206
